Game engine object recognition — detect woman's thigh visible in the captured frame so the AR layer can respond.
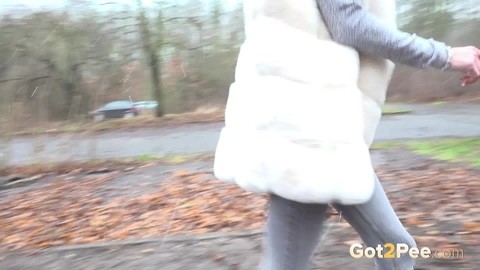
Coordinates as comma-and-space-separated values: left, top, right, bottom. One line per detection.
260, 194, 329, 270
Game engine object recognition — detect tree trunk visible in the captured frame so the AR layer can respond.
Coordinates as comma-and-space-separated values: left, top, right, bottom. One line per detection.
137, 1, 165, 117
149, 50, 165, 117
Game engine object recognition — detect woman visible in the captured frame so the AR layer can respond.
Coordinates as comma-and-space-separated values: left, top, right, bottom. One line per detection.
214, 0, 480, 269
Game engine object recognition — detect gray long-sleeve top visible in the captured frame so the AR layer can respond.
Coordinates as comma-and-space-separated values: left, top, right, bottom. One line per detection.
316, 0, 449, 69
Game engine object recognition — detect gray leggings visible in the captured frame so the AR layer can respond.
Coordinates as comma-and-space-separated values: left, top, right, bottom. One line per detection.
259, 176, 416, 270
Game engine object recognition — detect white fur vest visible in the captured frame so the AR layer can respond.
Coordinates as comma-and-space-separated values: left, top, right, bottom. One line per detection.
213, 0, 397, 204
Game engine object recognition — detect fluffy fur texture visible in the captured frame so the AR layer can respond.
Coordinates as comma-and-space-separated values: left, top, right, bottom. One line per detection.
214, 0, 397, 204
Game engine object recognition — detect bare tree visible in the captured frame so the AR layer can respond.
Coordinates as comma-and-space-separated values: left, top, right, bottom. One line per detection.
136, 0, 165, 117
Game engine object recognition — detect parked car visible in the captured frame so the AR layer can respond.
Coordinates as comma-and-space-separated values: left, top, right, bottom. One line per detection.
91, 101, 139, 122
133, 101, 158, 110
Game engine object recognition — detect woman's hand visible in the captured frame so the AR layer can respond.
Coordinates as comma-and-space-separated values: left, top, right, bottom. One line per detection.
448, 46, 480, 86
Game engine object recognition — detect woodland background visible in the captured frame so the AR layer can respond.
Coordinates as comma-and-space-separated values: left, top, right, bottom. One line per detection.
0, 0, 479, 123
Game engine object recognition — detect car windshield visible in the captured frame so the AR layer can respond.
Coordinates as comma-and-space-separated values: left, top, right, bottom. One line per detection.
104, 101, 132, 109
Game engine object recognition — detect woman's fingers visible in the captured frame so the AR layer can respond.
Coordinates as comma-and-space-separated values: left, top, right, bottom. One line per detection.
449, 46, 480, 72
461, 55, 480, 85
473, 66, 480, 79
462, 74, 480, 86
474, 57, 480, 76
445, 46, 480, 85
465, 77, 480, 85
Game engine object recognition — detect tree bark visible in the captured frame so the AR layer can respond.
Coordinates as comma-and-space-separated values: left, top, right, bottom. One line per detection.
137, 2, 165, 117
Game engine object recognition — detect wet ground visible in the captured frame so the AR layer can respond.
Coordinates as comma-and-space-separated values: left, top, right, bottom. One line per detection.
2, 103, 480, 165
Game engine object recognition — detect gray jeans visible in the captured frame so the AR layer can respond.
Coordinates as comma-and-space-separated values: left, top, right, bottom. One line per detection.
259, 176, 416, 270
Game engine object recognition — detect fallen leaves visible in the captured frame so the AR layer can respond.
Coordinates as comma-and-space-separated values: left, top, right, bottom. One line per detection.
0, 160, 144, 178
0, 167, 267, 251
0, 156, 480, 253
172, 169, 195, 178
405, 215, 423, 226
212, 253, 226, 261
462, 222, 480, 234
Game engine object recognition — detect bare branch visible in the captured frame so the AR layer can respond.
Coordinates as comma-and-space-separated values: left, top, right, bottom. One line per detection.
164, 16, 200, 23
0, 75, 50, 84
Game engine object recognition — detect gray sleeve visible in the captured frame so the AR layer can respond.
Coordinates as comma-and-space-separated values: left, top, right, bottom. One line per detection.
316, 0, 449, 69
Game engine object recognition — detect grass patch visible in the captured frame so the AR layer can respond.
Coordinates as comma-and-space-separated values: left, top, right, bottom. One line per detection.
163, 154, 190, 164
406, 138, 480, 167
1, 152, 215, 176
372, 137, 480, 167
132, 153, 200, 164
160, 153, 214, 164
432, 101, 447, 106
136, 154, 161, 163
370, 140, 403, 150
124, 152, 213, 165
381, 105, 412, 115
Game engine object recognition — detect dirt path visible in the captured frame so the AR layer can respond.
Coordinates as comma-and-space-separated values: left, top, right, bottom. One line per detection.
1, 225, 473, 270
2, 103, 480, 165
1, 148, 479, 269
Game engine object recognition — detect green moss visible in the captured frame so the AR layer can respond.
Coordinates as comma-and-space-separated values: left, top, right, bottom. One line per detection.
162, 154, 190, 164
431, 101, 447, 106
370, 140, 403, 150
406, 138, 480, 166
381, 105, 412, 115
136, 154, 160, 162
372, 138, 480, 168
